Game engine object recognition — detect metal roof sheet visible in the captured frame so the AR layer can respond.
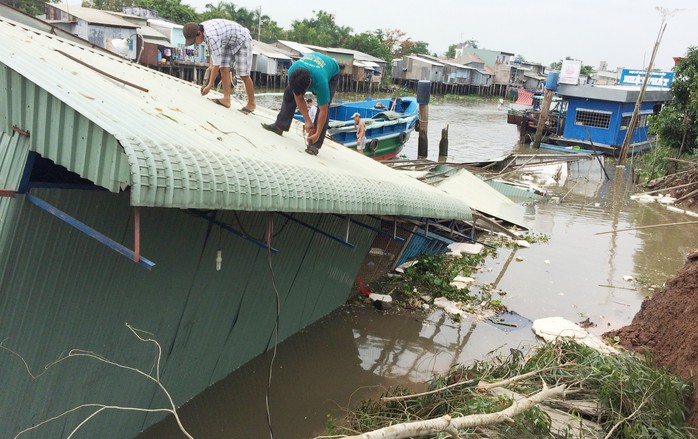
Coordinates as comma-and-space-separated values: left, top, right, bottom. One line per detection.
50, 4, 138, 28
431, 169, 528, 228
252, 40, 292, 60
0, 17, 472, 220
275, 40, 314, 56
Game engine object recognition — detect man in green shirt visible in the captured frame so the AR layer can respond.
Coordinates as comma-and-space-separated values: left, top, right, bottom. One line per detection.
262, 52, 341, 155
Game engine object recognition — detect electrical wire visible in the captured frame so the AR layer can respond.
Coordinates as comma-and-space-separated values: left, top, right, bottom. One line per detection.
265, 214, 281, 439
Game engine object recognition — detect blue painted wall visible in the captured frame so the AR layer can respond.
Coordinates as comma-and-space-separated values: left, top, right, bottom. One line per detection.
563, 97, 654, 146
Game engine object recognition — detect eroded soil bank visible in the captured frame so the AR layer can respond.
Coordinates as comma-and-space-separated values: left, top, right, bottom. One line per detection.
605, 252, 698, 427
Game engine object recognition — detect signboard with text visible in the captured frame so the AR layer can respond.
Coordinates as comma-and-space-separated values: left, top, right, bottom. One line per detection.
620, 69, 674, 88
558, 59, 582, 85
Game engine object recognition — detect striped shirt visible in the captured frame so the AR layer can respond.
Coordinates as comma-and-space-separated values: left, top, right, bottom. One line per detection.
201, 19, 250, 66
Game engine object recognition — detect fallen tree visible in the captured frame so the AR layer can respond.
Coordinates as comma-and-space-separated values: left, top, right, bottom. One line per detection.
322, 340, 693, 438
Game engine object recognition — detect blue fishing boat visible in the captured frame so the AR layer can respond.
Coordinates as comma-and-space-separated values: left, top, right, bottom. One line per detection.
296, 97, 418, 160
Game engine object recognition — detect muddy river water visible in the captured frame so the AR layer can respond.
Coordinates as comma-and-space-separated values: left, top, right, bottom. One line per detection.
138, 97, 698, 439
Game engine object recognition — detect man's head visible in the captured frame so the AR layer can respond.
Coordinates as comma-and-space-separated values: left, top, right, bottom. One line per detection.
183, 22, 203, 46
290, 68, 311, 96
352, 112, 361, 121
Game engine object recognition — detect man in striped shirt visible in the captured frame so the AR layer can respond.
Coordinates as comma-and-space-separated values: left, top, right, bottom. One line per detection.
183, 20, 256, 114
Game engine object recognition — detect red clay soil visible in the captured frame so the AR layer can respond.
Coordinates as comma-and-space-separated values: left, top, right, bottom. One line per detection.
605, 252, 698, 427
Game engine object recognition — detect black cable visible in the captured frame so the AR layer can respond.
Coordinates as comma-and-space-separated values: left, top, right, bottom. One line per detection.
265, 214, 281, 439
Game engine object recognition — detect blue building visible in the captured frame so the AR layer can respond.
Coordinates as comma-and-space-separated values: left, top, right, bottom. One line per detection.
553, 84, 671, 154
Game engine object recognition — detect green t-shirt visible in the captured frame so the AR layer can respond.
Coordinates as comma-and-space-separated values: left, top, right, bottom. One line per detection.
288, 52, 340, 106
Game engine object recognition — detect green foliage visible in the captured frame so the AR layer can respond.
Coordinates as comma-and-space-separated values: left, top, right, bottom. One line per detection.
82, 0, 131, 11
287, 10, 352, 47
138, 0, 197, 23
330, 340, 693, 438
345, 30, 392, 62
445, 44, 457, 59
651, 46, 698, 153
633, 144, 675, 182
401, 253, 482, 302
8, 0, 55, 15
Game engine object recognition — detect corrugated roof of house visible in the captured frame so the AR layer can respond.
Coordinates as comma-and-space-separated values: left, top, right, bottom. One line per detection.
50, 4, 138, 28
274, 40, 314, 57
252, 40, 292, 60
0, 17, 472, 220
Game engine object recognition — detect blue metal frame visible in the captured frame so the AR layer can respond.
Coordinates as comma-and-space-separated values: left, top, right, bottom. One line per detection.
331, 214, 406, 242
25, 193, 156, 269
188, 210, 279, 254
279, 213, 354, 248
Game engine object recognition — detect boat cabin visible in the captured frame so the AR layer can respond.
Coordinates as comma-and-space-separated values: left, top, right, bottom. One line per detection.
555, 84, 670, 148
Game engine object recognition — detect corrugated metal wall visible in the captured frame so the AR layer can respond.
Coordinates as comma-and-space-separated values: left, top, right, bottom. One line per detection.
1, 65, 130, 193
0, 188, 376, 438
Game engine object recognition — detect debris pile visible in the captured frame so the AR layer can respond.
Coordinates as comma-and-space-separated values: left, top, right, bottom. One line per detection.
643, 160, 698, 211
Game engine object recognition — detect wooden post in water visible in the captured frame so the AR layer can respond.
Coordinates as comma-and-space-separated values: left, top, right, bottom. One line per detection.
532, 71, 559, 149
417, 80, 431, 159
438, 124, 449, 162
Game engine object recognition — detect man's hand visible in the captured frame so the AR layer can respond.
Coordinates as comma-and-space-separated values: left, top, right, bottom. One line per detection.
304, 121, 314, 134
201, 84, 212, 96
307, 131, 320, 144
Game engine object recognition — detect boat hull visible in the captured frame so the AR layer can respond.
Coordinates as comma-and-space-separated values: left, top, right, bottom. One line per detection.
297, 97, 418, 160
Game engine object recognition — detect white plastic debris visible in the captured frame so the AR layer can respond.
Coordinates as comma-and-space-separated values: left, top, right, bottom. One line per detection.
447, 242, 484, 256
369, 248, 385, 256
666, 205, 698, 217
657, 196, 677, 205
450, 276, 475, 290
622, 275, 635, 282
532, 316, 618, 354
395, 260, 418, 273
630, 194, 657, 203
544, 260, 551, 264
515, 240, 531, 248
516, 256, 524, 262
368, 293, 393, 303
433, 297, 467, 317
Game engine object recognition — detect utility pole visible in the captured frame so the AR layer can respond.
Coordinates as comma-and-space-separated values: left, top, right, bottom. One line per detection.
257, 6, 262, 40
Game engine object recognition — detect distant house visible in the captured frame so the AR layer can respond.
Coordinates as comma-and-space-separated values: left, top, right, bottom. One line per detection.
44, 4, 138, 56
105, 11, 172, 66
521, 61, 547, 90
337, 48, 386, 84
147, 18, 184, 47
399, 55, 444, 82
457, 52, 492, 90
417, 54, 472, 86
592, 70, 620, 86
304, 44, 354, 73
252, 39, 292, 77
270, 39, 314, 59
456, 47, 516, 92
253, 40, 292, 74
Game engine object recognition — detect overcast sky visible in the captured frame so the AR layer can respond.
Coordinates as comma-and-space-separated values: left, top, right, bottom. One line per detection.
182, 0, 696, 71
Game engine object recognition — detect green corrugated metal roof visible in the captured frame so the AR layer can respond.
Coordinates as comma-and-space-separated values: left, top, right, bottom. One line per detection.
0, 17, 471, 220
